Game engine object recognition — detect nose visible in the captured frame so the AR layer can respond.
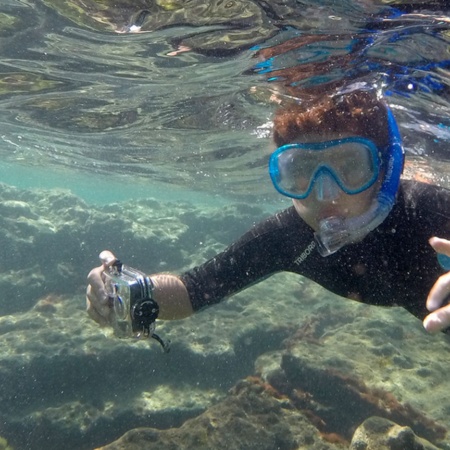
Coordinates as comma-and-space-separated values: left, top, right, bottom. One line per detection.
314, 172, 341, 202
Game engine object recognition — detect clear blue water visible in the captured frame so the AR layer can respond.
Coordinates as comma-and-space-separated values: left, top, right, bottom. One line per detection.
1, 1, 450, 449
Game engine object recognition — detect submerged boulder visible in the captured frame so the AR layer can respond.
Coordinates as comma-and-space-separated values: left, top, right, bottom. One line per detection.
350, 416, 441, 450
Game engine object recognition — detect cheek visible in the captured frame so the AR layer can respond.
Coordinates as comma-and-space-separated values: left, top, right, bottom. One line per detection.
292, 197, 315, 213
292, 198, 317, 229
341, 189, 377, 216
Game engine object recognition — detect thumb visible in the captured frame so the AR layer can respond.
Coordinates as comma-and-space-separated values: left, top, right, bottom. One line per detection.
99, 250, 116, 267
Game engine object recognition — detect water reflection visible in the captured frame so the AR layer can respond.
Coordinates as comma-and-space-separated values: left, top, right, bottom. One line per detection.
0, 1, 449, 199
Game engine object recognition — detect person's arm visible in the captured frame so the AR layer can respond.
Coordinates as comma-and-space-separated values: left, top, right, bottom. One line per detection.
398, 181, 450, 333
86, 207, 300, 326
151, 273, 193, 319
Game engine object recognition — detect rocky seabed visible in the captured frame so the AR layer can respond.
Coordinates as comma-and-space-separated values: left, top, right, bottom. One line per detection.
0, 183, 449, 450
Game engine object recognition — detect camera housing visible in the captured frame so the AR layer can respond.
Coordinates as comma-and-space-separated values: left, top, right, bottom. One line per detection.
104, 260, 170, 352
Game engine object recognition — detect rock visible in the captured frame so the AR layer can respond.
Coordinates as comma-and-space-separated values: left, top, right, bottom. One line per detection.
256, 302, 449, 446
96, 379, 338, 450
0, 183, 264, 314
0, 271, 304, 450
350, 416, 441, 450
0, 183, 449, 450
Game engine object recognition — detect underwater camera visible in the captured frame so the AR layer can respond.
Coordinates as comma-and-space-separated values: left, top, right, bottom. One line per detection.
104, 260, 170, 352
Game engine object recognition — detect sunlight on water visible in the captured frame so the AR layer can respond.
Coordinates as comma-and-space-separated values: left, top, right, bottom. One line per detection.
0, 0, 449, 200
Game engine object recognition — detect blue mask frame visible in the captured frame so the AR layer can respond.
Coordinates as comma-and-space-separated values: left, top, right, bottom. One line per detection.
269, 137, 381, 199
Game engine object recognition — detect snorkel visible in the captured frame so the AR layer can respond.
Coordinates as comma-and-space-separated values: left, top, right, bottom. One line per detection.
314, 107, 404, 256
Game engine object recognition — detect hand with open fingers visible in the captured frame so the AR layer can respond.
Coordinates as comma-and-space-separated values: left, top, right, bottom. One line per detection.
423, 237, 450, 333
86, 250, 117, 326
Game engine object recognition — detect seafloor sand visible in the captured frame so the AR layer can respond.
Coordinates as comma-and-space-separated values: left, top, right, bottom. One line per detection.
0, 182, 449, 450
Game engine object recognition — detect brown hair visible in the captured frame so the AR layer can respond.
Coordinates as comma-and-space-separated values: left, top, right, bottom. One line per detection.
273, 90, 390, 149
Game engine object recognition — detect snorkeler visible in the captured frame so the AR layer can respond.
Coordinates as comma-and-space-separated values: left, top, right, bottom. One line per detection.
86, 89, 450, 335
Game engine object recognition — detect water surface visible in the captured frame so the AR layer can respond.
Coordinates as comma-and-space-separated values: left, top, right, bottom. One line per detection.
1, 1, 450, 201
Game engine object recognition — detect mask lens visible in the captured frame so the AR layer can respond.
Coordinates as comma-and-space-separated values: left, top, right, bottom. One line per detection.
330, 141, 376, 190
269, 138, 379, 198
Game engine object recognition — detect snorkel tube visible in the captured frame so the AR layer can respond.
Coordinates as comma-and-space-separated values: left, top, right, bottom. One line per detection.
314, 107, 404, 256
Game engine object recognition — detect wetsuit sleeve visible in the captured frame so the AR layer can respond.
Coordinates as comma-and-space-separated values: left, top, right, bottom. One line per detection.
180, 208, 308, 312
400, 180, 450, 236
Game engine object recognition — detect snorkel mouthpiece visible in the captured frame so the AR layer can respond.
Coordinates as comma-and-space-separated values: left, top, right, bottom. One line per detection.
314, 198, 391, 256
314, 106, 404, 257
314, 216, 351, 256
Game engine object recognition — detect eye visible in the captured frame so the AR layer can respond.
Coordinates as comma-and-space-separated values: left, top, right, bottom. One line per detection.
226, 1, 235, 8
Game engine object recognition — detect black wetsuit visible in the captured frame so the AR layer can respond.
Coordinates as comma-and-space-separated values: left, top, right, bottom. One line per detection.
181, 180, 450, 320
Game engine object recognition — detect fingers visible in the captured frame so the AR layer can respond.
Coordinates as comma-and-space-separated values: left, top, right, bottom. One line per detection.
423, 305, 450, 334
426, 271, 450, 312
429, 237, 450, 256
86, 289, 111, 327
85, 250, 117, 326
99, 250, 116, 267
86, 282, 110, 317
87, 265, 107, 298
86, 250, 116, 300
424, 237, 450, 333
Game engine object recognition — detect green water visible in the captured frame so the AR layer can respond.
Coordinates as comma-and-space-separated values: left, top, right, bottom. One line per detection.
0, 161, 228, 206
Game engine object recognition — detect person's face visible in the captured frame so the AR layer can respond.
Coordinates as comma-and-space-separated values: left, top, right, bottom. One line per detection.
288, 132, 382, 231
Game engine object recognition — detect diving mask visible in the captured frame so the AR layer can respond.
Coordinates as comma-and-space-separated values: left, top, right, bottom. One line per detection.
269, 137, 381, 199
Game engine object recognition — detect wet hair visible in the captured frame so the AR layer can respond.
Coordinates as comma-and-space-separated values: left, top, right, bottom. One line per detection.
273, 90, 390, 150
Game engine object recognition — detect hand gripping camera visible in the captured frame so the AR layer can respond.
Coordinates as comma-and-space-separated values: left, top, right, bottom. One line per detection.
104, 260, 170, 352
